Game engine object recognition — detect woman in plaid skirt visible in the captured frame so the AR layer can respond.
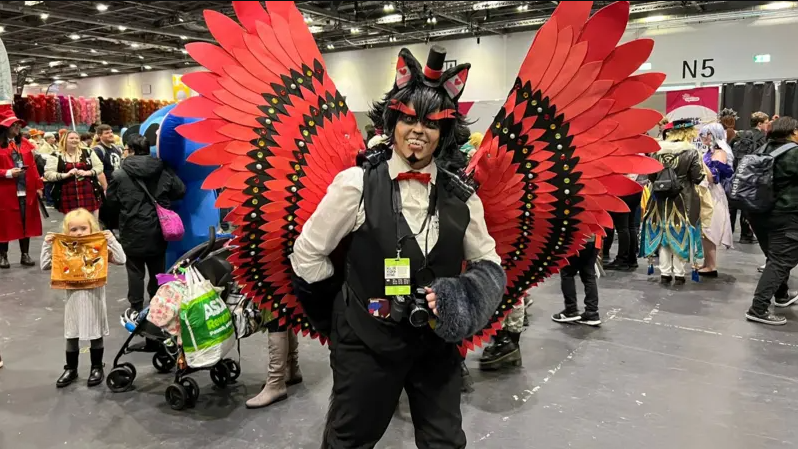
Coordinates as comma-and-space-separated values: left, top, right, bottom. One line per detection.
44, 131, 104, 218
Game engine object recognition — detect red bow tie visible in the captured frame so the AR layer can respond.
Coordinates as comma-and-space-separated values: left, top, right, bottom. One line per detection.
397, 171, 431, 184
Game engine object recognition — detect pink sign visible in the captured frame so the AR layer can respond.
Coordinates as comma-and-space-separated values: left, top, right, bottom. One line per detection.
665, 87, 719, 122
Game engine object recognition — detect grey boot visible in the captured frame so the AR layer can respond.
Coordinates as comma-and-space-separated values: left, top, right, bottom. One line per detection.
246, 332, 289, 409
286, 331, 303, 386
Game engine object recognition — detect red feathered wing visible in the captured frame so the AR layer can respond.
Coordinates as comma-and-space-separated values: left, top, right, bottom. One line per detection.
173, 1, 363, 342
462, 1, 664, 354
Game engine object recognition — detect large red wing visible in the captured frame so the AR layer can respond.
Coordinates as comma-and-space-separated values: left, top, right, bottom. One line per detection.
174, 1, 363, 342
462, 1, 664, 354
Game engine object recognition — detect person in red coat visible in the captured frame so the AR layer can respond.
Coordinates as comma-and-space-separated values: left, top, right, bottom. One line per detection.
0, 105, 44, 268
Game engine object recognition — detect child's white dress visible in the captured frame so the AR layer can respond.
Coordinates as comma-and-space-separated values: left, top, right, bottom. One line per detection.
41, 235, 127, 340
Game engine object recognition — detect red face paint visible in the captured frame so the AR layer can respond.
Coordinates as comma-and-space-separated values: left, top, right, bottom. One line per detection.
426, 109, 456, 121
388, 99, 416, 117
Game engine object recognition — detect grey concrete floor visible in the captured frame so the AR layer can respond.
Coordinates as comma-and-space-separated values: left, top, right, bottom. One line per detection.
1, 212, 797, 449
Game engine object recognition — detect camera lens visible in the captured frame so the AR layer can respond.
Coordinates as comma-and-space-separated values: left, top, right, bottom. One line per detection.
408, 304, 429, 327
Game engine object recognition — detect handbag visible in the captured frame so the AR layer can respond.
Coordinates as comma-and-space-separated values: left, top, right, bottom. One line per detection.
128, 172, 184, 241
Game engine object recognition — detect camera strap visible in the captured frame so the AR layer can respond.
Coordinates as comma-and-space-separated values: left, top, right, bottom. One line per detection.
391, 177, 437, 260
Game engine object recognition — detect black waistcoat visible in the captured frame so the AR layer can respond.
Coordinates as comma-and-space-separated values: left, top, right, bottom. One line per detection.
338, 161, 469, 359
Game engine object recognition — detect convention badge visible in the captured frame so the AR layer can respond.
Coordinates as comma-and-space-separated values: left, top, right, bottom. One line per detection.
384, 258, 411, 296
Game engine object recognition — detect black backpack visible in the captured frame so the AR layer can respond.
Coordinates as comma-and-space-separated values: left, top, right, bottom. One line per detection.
729, 142, 798, 213
652, 154, 682, 198
731, 130, 765, 169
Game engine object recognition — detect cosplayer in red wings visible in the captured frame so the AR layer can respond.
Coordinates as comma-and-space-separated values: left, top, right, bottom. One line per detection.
176, 0, 664, 355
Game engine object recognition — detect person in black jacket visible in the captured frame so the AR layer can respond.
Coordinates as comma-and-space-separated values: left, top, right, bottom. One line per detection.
730, 112, 770, 243
105, 134, 186, 311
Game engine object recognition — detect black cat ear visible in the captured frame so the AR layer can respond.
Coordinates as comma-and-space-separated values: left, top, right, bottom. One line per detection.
394, 48, 422, 90
441, 64, 470, 102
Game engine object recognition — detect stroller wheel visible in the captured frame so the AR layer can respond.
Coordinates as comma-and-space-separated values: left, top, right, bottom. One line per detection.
107, 366, 135, 393
165, 383, 188, 411
209, 362, 230, 389
152, 352, 176, 374
223, 359, 241, 382
118, 362, 137, 381
180, 377, 200, 407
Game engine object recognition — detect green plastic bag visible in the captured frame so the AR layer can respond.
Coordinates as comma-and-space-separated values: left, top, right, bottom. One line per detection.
180, 267, 235, 368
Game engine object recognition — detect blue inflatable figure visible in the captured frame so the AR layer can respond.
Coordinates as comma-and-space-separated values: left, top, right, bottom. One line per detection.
138, 104, 223, 267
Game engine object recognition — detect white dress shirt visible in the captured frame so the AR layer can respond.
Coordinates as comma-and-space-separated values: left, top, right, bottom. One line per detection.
289, 152, 501, 283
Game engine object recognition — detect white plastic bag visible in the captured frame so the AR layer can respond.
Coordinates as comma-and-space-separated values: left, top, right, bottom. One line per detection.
179, 267, 235, 368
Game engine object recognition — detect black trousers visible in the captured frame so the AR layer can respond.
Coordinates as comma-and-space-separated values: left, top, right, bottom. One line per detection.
323, 301, 466, 449
0, 196, 30, 255
125, 254, 166, 310
610, 192, 642, 263
730, 206, 753, 239
749, 214, 798, 314
561, 242, 599, 313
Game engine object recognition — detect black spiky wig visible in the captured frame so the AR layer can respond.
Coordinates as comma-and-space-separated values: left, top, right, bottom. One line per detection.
368, 46, 472, 171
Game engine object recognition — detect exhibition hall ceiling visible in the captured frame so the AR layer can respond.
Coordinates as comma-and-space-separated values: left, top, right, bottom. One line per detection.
0, 1, 792, 87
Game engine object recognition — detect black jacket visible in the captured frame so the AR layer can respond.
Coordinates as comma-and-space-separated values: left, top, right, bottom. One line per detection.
106, 155, 186, 258
761, 140, 798, 214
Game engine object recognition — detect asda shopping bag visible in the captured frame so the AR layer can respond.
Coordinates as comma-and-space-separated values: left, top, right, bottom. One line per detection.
179, 267, 235, 368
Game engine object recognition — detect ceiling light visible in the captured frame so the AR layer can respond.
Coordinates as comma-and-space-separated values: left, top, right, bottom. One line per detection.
178, 17, 185, 23
110, 68, 119, 73
24, 1, 44, 5
69, 64, 77, 68
472, 1, 502, 10
432, 17, 437, 24
754, 54, 771, 63
40, 13, 49, 20
39, 69, 45, 73
0, 26, 5, 33
326, 43, 335, 50
138, 55, 144, 59
69, 33, 81, 40
377, 14, 402, 24
762, 1, 795, 10
80, 72, 88, 77
384, 3, 395, 12
517, 4, 529, 12
181, 49, 188, 54
101, 60, 108, 65
53, 80, 66, 84
48, 61, 62, 67
96, 3, 108, 12
180, 35, 187, 40
639, 62, 652, 71
350, 27, 361, 34
642, 15, 668, 22
144, 65, 152, 70
308, 26, 323, 33
90, 49, 98, 54
52, 75, 60, 79
25, 77, 33, 83
118, 25, 127, 31
184, 61, 190, 65
304, 15, 313, 23
130, 43, 140, 48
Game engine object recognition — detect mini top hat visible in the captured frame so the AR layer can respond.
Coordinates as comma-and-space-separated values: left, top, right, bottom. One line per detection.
0, 104, 25, 128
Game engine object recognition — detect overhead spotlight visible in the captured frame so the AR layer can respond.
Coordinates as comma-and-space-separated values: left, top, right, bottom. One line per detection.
96, 3, 108, 12
432, 16, 437, 24
383, 3, 395, 12
178, 17, 185, 23
350, 27, 361, 34
90, 49, 98, 54
69, 63, 77, 68
144, 65, 152, 70
118, 25, 127, 31
180, 35, 187, 40
130, 43, 140, 48
181, 49, 188, 54
110, 68, 119, 73
40, 13, 49, 20
184, 61, 190, 65
517, 4, 529, 11
642, 15, 668, 22
326, 43, 335, 50
80, 72, 88, 77
0, 26, 5, 33
138, 55, 144, 59
101, 60, 108, 65
308, 26, 324, 33
69, 34, 81, 40
48, 61, 62, 67
53, 80, 66, 85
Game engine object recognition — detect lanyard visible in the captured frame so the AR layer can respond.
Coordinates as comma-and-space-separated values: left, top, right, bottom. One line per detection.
391, 178, 437, 259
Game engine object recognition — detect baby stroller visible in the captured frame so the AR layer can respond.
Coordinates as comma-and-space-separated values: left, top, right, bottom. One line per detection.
106, 228, 258, 410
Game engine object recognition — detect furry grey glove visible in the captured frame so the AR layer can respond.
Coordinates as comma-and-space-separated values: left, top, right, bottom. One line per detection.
430, 260, 506, 342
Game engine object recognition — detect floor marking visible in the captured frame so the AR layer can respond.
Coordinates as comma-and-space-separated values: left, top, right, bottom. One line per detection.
617, 316, 798, 349
643, 304, 660, 322
0, 288, 35, 298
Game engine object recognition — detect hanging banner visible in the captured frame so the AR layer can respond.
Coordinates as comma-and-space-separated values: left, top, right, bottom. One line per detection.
666, 86, 719, 122
172, 74, 191, 102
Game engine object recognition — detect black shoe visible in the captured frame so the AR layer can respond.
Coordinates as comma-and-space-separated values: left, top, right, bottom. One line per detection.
660, 275, 672, 284
602, 255, 611, 264
57, 367, 78, 388
775, 291, 798, 308
87, 366, 104, 387
552, 309, 582, 323
20, 253, 35, 267
460, 362, 473, 393
757, 264, 766, 273
0, 254, 8, 269
674, 276, 686, 286
627, 261, 639, 270
746, 309, 787, 325
578, 311, 602, 326
479, 331, 522, 371
739, 236, 757, 244
523, 310, 529, 327
605, 260, 631, 271
698, 270, 718, 278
